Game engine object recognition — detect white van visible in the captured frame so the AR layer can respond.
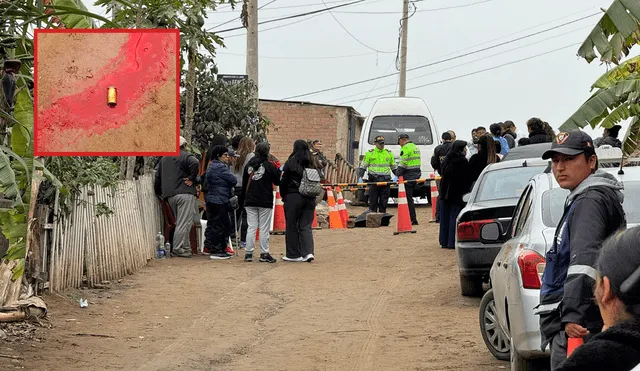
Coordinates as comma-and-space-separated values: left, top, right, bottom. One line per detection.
354, 97, 440, 202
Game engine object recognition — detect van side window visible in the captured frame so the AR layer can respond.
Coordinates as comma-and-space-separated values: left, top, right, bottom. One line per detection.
368, 116, 433, 145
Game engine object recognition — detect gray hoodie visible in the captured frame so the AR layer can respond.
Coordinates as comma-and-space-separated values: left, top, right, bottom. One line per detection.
567, 170, 624, 204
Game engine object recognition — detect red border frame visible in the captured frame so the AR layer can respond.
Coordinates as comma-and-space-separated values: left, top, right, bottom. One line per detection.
33, 28, 181, 157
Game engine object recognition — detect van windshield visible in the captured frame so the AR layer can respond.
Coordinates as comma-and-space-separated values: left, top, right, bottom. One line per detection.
368, 116, 433, 145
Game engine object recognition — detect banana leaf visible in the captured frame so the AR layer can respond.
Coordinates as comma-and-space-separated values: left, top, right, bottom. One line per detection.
577, 0, 640, 64
560, 76, 640, 131
12, 88, 32, 159
623, 116, 640, 156
50, 0, 97, 28
592, 55, 640, 90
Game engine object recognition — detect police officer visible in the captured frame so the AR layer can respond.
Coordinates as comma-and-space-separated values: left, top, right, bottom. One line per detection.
537, 131, 626, 370
397, 133, 421, 225
358, 135, 397, 213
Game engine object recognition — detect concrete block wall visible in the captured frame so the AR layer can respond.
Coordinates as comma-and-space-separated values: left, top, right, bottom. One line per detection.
259, 100, 345, 163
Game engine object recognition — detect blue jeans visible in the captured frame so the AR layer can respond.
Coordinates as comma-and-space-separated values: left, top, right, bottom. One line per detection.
439, 200, 462, 248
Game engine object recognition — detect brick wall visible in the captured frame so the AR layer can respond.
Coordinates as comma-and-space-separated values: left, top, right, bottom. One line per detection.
259, 100, 349, 163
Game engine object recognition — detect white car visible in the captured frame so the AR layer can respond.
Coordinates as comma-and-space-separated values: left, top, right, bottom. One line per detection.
476, 166, 640, 370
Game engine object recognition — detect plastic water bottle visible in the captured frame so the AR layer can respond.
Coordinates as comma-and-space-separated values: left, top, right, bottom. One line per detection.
164, 242, 171, 259
155, 232, 165, 259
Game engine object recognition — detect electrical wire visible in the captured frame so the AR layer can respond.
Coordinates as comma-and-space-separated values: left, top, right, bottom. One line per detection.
334, 42, 581, 105
221, 9, 328, 38
214, 0, 384, 12
335, 0, 494, 14
216, 51, 377, 59
209, 0, 368, 33
281, 12, 600, 100
209, 0, 277, 30
326, 24, 592, 104
356, 57, 398, 111
320, 0, 395, 53
395, 1, 417, 71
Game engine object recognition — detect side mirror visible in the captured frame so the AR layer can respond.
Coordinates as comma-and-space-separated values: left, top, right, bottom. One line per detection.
352, 140, 360, 149
462, 193, 471, 203
480, 222, 505, 244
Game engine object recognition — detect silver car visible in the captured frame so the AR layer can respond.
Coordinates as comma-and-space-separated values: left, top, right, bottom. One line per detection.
455, 158, 550, 296
476, 166, 640, 370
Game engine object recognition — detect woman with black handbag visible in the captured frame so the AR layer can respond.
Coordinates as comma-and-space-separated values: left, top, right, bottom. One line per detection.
280, 140, 321, 262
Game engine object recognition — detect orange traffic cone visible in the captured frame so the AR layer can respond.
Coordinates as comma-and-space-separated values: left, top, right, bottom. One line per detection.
429, 172, 439, 223
270, 185, 286, 235
394, 176, 417, 235
312, 209, 322, 230
326, 188, 345, 229
336, 186, 349, 228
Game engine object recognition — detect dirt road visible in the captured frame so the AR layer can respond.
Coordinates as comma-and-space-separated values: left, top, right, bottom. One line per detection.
7, 206, 506, 370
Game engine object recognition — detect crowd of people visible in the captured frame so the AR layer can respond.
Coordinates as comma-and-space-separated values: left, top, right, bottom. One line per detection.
433, 121, 639, 370
154, 135, 329, 263
431, 117, 624, 249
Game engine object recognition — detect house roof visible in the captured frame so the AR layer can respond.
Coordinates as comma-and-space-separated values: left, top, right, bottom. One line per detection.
259, 99, 364, 118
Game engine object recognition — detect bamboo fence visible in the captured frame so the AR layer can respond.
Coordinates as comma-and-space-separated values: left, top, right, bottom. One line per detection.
47, 175, 161, 292
324, 153, 358, 185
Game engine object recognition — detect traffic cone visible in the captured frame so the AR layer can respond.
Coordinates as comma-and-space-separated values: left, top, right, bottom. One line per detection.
312, 209, 322, 230
567, 337, 583, 357
270, 185, 286, 235
326, 187, 345, 229
336, 186, 349, 228
394, 176, 417, 235
429, 172, 439, 223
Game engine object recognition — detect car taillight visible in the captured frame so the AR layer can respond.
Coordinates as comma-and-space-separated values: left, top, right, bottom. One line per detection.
457, 219, 494, 241
517, 249, 546, 289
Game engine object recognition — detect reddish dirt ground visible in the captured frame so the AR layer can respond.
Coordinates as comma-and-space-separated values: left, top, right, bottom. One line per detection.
4, 206, 507, 370
35, 31, 178, 155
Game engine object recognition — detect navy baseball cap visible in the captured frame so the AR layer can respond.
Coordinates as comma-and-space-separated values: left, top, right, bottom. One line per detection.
374, 135, 385, 143
398, 133, 410, 140
542, 131, 595, 160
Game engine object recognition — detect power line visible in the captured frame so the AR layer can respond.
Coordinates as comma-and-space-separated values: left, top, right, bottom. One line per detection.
320, 0, 395, 53
209, 0, 277, 30
326, 24, 592, 104
334, 0, 494, 14
209, 0, 369, 33
214, 0, 380, 12
216, 51, 377, 59
334, 43, 581, 105
221, 9, 328, 39
281, 12, 600, 100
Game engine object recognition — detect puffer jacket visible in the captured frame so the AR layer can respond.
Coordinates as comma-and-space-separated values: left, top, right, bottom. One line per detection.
536, 171, 626, 350
205, 160, 237, 205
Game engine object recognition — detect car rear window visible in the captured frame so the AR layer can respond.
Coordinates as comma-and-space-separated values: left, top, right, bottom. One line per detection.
542, 180, 640, 227
474, 166, 546, 202
368, 116, 433, 145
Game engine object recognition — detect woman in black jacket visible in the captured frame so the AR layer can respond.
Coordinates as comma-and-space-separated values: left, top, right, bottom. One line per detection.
469, 135, 500, 184
280, 140, 316, 262
241, 142, 280, 263
527, 117, 552, 144
204, 145, 237, 260
438, 140, 472, 249
559, 226, 640, 371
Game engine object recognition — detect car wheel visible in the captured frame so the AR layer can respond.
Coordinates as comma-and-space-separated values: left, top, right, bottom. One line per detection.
460, 275, 484, 297
479, 289, 510, 361
510, 339, 549, 371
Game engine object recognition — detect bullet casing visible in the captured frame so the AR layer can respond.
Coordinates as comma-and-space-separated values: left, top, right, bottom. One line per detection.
107, 86, 117, 106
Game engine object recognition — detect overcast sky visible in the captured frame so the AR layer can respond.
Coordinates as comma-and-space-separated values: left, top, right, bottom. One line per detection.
85, 0, 631, 142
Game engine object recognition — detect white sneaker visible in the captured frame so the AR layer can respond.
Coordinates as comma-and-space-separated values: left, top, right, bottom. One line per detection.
304, 254, 315, 262
282, 256, 304, 262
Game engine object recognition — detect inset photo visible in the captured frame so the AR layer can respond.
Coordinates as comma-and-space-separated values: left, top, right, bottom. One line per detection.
34, 29, 180, 156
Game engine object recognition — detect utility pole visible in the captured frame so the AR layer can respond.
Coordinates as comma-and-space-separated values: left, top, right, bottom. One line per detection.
246, 0, 259, 100
398, 0, 409, 97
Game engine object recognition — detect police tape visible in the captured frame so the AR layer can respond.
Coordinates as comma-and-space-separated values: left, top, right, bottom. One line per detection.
322, 177, 441, 191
